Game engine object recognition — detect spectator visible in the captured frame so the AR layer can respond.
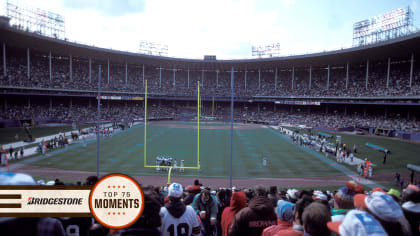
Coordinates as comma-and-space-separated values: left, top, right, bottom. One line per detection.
354, 191, 412, 235
85, 175, 98, 185
402, 186, 420, 236
268, 186, 279, 207
327, 209, 387, 236
192, 189, 218, 236
120, 186, 162, 236
0, 217, 66, 236
302, 202, 332, 236
216, 189, 230, 235
332, 185, 359, 221
228, 185, 277, 236
192, 179, 202, 194
221, 191, 247, 236
159, 183, 201, 236
262, 200, 295, 236
184, 185, 196, 205
275, 195, 314, 236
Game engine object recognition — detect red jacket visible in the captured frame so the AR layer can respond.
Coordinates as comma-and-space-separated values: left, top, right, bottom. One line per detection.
273, 227, 303, 236
262, 220, 293, 236
229, 196, 277, 236
221, 191, 247, 236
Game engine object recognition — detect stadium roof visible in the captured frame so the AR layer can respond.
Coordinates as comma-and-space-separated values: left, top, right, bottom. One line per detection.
1, 23, 420, 71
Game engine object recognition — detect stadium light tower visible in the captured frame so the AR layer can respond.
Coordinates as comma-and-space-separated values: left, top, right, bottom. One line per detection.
252, 43, 280, 58
353, 6, 414, 46
139, 40, 168, 57
5, 0, 65, 39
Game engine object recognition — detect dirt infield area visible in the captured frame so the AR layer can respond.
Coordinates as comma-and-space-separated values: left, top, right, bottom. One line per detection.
7, 164, 403, 188
149, 121, 266, 130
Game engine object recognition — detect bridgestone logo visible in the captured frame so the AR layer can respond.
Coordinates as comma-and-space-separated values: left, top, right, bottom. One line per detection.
94, 199, 139, 208
28, 198, 83, 205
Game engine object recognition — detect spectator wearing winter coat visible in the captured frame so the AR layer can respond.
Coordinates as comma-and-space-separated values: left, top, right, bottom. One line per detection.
192, 189, 218, 236
221, 191, 247, 236
228, 185, 277, 236
262, 200, 295, 236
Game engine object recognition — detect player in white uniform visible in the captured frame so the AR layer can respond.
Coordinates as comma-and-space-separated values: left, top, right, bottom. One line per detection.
180, 160, 184, 173
173, 159, 178, 172
156, 157, 161, 172
160, 183, 201, 236
263, 157, 267, 166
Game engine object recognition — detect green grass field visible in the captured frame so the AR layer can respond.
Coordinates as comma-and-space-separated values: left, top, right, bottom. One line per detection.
289, 128, 420, 173
8, 122, 420, 182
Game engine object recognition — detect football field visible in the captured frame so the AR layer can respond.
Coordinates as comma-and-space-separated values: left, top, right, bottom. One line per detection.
26, 122, 343, 178
8, 121, 420, 188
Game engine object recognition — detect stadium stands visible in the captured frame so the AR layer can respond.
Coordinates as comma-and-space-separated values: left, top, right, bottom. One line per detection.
0, 21, 420, 133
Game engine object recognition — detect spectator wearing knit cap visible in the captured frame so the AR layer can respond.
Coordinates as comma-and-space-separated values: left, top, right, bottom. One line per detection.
262, 200, 295, 236
275, 195, 314, 236
354, 191, 412, 235
327, 209, 387, 236
332, 181, 364, 222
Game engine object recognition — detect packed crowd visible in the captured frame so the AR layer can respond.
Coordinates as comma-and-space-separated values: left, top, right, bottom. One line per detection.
1, 51, 420, 97
246, 109, 420, 132
2, 101, 420, 132
0, 103, 176, 122
1, 174, 420, 236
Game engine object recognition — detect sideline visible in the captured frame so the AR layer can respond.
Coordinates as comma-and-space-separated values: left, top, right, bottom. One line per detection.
1, 124, 149, 172
268, 127, 385, 189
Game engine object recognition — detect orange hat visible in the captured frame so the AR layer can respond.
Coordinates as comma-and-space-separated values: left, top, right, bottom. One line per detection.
406, 184, 420, 192
346, 181, 364, 193
353, 194, 368, 209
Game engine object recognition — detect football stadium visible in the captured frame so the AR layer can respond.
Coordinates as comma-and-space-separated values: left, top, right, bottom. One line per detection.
1, 1, 420, 235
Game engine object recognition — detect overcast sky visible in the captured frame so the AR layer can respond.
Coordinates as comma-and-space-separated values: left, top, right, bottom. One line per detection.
1, 0, 419, 59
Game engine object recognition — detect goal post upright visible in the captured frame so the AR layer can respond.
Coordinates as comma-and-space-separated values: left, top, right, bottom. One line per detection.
144, 80, 147, 167
197, 81, 200, 168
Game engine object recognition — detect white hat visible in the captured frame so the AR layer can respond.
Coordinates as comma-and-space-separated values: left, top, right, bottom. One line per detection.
287, 189, 298, 200
327, 209, 387, 236
357, 191, 403, 222
168, 183, 183, 198
0, 173, 36, 185
313, 191, 327, 201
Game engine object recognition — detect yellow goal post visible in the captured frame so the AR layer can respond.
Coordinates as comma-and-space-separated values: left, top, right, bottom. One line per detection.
143, 80, 201, 171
